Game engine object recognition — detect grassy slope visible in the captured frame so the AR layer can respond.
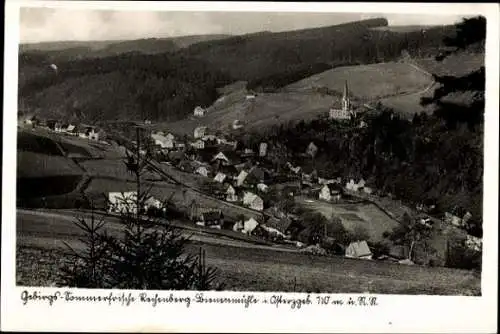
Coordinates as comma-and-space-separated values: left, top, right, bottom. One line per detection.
285, 61, 433, 99
164, 61, 434, 134
379, 51, 484, 115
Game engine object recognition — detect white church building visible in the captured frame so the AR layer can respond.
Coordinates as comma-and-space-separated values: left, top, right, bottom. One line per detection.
329, 81, 356, 120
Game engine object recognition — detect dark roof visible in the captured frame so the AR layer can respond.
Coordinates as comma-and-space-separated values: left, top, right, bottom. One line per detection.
265, 217, 293, 233
202, 211, 223, 221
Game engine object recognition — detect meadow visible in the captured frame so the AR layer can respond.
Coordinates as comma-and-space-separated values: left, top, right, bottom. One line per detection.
285, 62, 433, 100
296, 197, 400, 243
16, 241, 480, 295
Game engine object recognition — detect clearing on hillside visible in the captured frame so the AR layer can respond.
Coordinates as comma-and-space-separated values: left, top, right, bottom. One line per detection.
285, 62, 433, 100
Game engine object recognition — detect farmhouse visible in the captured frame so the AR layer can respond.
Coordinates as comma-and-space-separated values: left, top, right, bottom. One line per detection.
236, 170, 249, 187
212, 152, 230, 165
243, 192, 264, 211
108, 192, 138, 214
195, 166, 210, 177
191, 140, 205, 150
152, 133, 175, 149
257, 183, 269, 193
232, 120, 244, 130
345, 241, 372, 260
214, 172, 227, 183
306, 142, 318, 158
226, 185, 238, 202
193, 106, 206, 117
194, 126, 208, 139
465, 235, 482, 252
259, 142, 268, 157
196, 211, 224, 228
242, 217, 259, 234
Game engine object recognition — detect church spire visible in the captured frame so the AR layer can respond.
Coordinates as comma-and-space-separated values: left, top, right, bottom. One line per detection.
343, 80, 349, 100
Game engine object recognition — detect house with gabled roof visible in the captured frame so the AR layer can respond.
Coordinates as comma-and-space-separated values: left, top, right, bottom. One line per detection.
345, 241, 372, 260
243, 192, 264, 211
194, 126, 208, 139
214, 172, 227, 183
226, 184, 238, 202
306, 141, 318, 158
236, 170, 249, 187
242, 217, 259, 234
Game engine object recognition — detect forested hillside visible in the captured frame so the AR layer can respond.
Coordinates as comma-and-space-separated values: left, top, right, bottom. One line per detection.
18, 18, 458, 122
237, 17, 485, 236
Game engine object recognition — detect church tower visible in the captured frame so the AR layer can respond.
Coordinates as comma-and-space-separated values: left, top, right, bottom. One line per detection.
342, 80, 351, 114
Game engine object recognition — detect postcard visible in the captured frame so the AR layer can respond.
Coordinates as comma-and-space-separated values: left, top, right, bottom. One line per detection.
2, 1, 498, 332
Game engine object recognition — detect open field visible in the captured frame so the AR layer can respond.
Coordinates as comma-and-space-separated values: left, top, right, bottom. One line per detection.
413, 53, 484, 77
17, 151, 84, 178
296, 197, 400, 243
285, 62, 433, 100
15, 209, 480, 295
164, 91, 333, 136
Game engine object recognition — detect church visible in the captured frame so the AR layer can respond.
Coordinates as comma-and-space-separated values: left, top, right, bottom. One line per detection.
329, 81, 356, 120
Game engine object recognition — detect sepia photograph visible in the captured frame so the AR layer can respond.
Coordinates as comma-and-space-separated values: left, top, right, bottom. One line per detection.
2, 1, 499, 332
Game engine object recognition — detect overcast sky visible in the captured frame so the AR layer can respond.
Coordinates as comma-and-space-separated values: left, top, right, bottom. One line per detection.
19, 7, 467, 43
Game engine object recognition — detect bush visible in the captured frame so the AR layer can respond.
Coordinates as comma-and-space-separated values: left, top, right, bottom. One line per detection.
446, 238, 482, 271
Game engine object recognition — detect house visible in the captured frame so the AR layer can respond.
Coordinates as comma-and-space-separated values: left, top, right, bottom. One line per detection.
151, 133, 175, 149
195, 166, 210, 177
243, 192, 264, 211
346, 179, 361, 192
444, 212, 463, 227
232, 120, 244, 130
257, 183, 269, 193
242, 217, 259, 234
465, 235, 482, 252
196, 211, 224, 228
191, 140, 205, 150
264, 216, 294, 236
259, 142, 268, 157
212, 152, 230, 165
143, 196, 163, 214
363, 187, 373, 195
193, 106, 206, 117
233, 220, 244, 232
226, 185, 238, 202
245, 94, 256, 100
108, 192, 138, 214
67, 124, 77, 134
319, 184, 332, 201
194, 126, 207, 139
54, 122, 64, 132
236, 170, 249, 187
214, 172, 227, 183
345, 241, 372, 260
306, 142, 318, 158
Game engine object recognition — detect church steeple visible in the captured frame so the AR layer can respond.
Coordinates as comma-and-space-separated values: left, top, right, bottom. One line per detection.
342, 80, 350, 112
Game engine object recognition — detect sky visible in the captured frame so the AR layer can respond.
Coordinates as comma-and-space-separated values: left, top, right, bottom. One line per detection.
19, 7, 468, 43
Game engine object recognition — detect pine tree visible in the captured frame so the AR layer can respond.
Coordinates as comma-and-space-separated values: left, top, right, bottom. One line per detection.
59, 126, 223, 290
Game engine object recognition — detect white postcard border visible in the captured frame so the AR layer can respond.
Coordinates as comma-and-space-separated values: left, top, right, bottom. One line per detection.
2, 2, 498, 333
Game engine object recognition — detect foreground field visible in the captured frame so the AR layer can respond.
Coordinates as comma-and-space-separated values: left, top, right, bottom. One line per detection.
15, 208, 480, 295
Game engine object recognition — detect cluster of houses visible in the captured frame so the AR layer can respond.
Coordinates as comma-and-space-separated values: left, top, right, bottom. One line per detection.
22, 115, 105, 141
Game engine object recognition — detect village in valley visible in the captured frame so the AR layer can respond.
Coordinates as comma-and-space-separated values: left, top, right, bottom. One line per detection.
19, 78, 481, 264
